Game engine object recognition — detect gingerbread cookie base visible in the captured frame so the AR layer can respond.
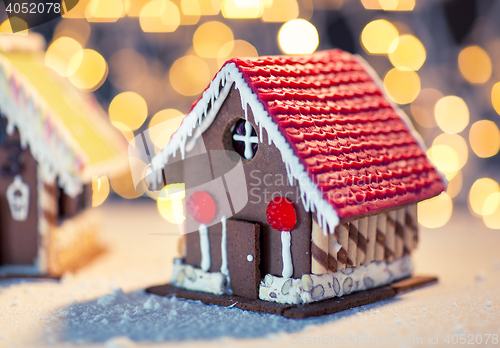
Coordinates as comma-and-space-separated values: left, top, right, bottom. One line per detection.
146, 275, 437, 319
0, 246, 106, 281
0, 273, 61, 281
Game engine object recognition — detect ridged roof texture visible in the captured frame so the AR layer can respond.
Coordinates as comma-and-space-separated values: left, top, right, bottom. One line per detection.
217, 49, 446, 218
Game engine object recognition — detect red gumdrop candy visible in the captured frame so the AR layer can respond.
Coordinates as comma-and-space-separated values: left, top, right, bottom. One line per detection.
187, 191, 216, 224
266, 197, 296, 232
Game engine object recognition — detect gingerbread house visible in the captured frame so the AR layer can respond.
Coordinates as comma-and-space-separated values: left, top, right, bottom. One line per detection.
148, 49, 446, 305
0, 35, 126, 277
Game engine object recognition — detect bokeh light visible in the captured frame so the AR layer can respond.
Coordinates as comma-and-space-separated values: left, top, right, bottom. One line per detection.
134, 72, 165, 114
181, 0, 200, 15
180, 0, 201, 25
221, 0, 263, 18
0, 17, 29, 34
197, 0, 221, 15
86, 0, 125, 22
394, 0, 415, 10
116, 125, 136, 145
360, 0, 381, 9
482, 192, 500, 217
383, 68, 420, 104
426, 144, 460, 180
109, 92, 148, 131
434, 96, 469, 134
92, 175, 110, 207
361, 0, 415, 11
127, 0, 152, 16
446, 170, 463, 198
20, 0, 499, 222
68, 49, 108, 91
139, 0, 180, 33
169, 55, 211, 96
109, 48, 148, 90
469, 120, 500, 158
361, 19, 399, 54
149, 109, 185, 149
278, 19, 319, 55
458, 46, 492, 84
379, 0, 398, 10
492, 82, 500, 116
432, 133, 468, 171
483, 192, 500, 229
45, 37, 83, 77
418, 192, 453, 228
262, 0, 299, 22
193, 21, 234, 58
410, 88, 442, 128
388, 35, 426, 71
157, 183, 186, 224
217, 39, 258, 67
469, 178, 500, 216
53, 19, 91, 46
62, 0, 90, 18
110, 157, 145, 199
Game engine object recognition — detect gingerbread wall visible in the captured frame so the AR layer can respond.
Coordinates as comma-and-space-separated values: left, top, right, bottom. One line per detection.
57, 183, 92, 223
181, 85, 312, 279
0, 129, 39, 265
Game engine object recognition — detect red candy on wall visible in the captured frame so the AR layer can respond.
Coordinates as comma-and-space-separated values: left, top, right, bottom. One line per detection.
187, 191, 216, 224
266, 197, 296, 232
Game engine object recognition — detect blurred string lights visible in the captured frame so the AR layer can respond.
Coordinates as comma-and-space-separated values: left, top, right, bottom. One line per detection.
4, 0, 499, 229
360, 0, 415, 11
357, 1, 500, 230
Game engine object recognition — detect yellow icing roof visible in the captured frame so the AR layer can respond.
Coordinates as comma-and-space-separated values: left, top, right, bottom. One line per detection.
3, 52, 125, 172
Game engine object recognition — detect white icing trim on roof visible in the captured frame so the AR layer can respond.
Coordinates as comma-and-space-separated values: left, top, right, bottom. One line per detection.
0, 33, 45, 54
354, 55, 448, 187
150, 63, 340, 234
0, 55, 83, 196
150, 75, 233, 173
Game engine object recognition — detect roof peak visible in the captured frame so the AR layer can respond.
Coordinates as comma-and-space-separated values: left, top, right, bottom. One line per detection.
151, 50, 445, 232
224, 49, 350, 68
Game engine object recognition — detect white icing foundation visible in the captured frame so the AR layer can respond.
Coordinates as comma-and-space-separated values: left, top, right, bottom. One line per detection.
259, 256, 413, 305
171, 259, 225, 295
281, 231, 293, 278
170, 215, 234, 295
170, 256, 413, 302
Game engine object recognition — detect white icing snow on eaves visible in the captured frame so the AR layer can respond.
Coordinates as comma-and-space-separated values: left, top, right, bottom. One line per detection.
0, 55, 83, 196
150, 63, 340, 234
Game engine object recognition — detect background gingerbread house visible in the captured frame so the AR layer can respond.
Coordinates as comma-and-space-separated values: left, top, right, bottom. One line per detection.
0, 35, 126, 277
149, 49, 446, 304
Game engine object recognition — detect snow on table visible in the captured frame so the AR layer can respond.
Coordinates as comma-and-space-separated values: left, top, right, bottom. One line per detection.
0, 201, 499, 347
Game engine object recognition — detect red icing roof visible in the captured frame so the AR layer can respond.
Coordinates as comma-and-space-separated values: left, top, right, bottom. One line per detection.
214, 50, 445, 218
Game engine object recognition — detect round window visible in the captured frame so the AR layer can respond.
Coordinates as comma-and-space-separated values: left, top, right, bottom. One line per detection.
231, 119, 258, 160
